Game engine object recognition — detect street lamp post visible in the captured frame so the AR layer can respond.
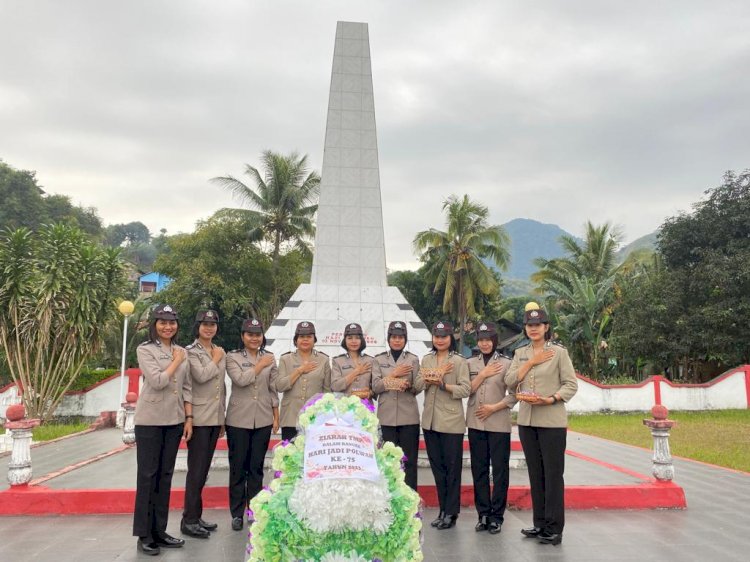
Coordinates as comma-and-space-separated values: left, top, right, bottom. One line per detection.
116, 300, 135, 427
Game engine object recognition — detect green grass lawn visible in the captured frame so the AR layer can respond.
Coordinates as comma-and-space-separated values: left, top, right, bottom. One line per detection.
568, 409, 750, 473
31, 422, 90, 442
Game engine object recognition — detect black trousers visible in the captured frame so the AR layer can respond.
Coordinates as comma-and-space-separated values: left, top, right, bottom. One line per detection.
182, 425, 220, 524
281, 426, 298, 442
133, 424, 183, 539
468, 428, 510, 523
381, 424, 420, 491
518, 425, 567, 534
423, 429, 464, 516
226, 424, 273, 519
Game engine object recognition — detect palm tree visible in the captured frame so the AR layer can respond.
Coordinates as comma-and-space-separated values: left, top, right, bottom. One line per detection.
0, 224, 125, 421
532, 222, 623, 378
413, 194, 510, 353
212, 151, 320, 272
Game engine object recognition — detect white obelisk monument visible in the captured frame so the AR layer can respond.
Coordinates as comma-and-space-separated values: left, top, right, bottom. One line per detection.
265, 21, 431, 357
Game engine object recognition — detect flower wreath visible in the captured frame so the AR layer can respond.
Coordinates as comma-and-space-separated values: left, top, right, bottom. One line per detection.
247, 393, 423, 562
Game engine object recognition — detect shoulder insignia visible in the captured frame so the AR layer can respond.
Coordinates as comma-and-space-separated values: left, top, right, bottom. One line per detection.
374, 351, 387, 357
228, 348, 242, 354
185, 343, 196, 350
334, 352, 346, 359
552, 341, 566, 349
317, 351, 329, 357
281, 351, 292, 356
138, 340, 153, 347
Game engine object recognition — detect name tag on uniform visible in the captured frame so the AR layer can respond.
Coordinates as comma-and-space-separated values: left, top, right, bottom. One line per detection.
242, 362, 251, 367
379, 363, 390, 368
159, 354, 171, 360
341, 365, 353, 370
470, 371, 478, 376
519, 358, 528, 362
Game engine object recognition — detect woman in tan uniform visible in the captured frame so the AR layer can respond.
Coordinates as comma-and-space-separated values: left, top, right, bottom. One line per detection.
371, 321, 423, 490
225, 318, 279, 531
181, 309, 225, 538
133, 304, 191, 556
504, 306, 578, 546
421, 321, 471, 530
466, 321, 516, 534
276, 321, 331, 442
331, 323, 374, 399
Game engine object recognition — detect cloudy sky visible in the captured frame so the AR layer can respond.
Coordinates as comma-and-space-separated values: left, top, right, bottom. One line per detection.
2, 1, 748, 270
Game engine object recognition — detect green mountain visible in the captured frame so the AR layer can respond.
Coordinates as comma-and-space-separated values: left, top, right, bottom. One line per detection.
616, 231, 658, 262
490, 219, 658, 297
500, 218, 577, 281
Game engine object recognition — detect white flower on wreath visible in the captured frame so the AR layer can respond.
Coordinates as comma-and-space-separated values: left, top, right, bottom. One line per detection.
317, 552, 368, 562
289, 478, 393, 533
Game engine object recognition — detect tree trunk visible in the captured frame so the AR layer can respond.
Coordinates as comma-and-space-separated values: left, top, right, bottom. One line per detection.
270, 230, 282, 315
458, 277, 466, 356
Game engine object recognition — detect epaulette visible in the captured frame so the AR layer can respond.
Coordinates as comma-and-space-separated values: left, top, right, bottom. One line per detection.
551, 341, 566, 349
228, 348, 243, 354
281, 351, 292, 356
334, 352, 347, 359
316, 350, 329, 357
375, 351, 388, 357
138, 340, 154, 347
185, 343, 196, 350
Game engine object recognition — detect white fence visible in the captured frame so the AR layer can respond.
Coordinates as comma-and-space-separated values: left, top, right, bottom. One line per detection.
1, 365, 748, 421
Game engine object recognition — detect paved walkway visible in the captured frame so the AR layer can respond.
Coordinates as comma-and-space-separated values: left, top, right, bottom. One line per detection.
0, 428, 748, 560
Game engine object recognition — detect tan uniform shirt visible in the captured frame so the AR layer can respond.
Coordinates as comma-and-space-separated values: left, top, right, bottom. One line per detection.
504, 342, 578, 428
421, 351, 471, 434
371, 350, 424, 426
331, 353, 375, 395
186, 340, 226, 427
466, 352, 516, 432
276, 350, 331, 428
135, 341, 191, 426
225, 348, 279, 429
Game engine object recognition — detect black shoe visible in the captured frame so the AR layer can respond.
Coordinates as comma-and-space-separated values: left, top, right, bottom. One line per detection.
154, 533, 185, 548
137, 538, 160, 556
475, 516, 488, 532
198, 518, 218, 531
231, 517, 244, 531
487, 520, 502, 534
521, 526, 543, 538
538, 532, 563, 545
430, 512, 445, 528
181, 521, 210, 539
437, 514, 457, 530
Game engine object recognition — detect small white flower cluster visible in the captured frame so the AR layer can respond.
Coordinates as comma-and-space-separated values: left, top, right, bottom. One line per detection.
317, 552, 369, 562
289, 478, 394, 533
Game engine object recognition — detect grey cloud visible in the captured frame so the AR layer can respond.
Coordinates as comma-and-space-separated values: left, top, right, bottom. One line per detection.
1, 1, 748, 271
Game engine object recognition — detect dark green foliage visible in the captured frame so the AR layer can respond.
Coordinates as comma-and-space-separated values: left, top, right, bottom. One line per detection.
68, 368, 118, 392
388, 268, 444, 328
152, 213, 311, 351
610, 170, 750, 381
0, 160, 103, 237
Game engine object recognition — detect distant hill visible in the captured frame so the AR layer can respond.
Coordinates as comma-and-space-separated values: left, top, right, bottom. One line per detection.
500, 218, 578, 281
616, 231, 658, 262
487, 219, 658, 297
